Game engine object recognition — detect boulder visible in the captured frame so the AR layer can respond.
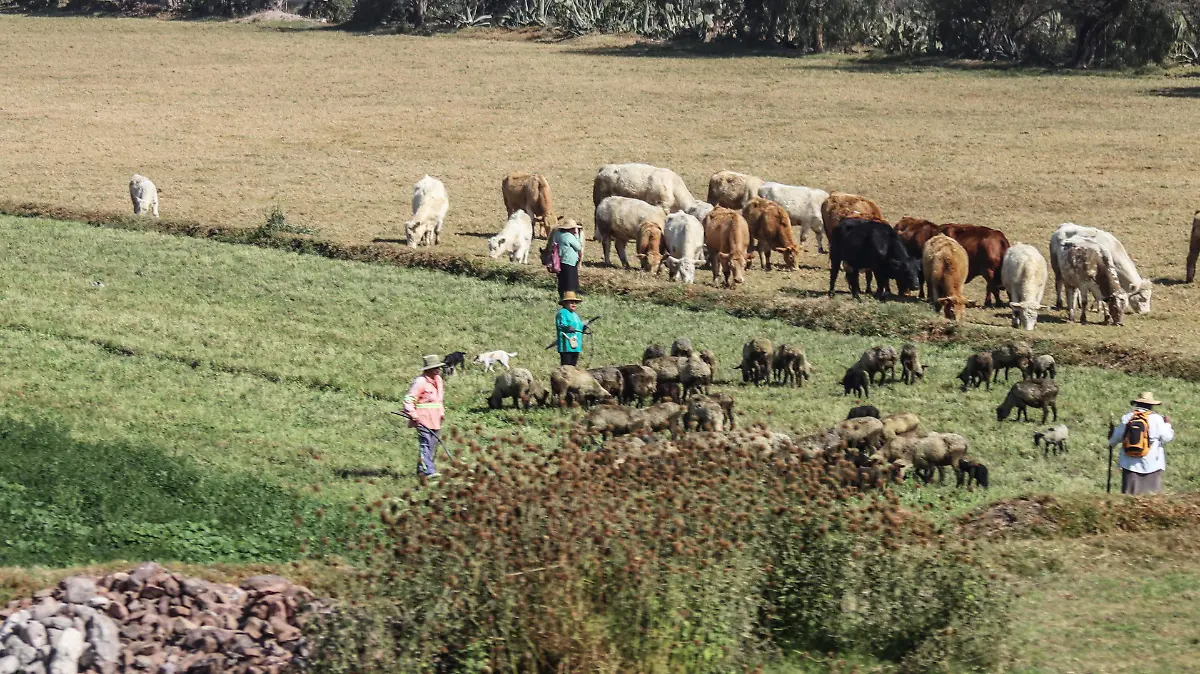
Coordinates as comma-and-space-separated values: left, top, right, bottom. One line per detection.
48, 627, 83, 674
59, 579, 96, 606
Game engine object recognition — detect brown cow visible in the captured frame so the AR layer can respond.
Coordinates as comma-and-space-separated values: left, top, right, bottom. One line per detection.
936, 223, 1011, 307
821, 192, 884, 244
502, 172, 557, 238
704, 207, 749, 287
637, 220, 664, 273
923, 234, 969, 320
742, 197, 799, 271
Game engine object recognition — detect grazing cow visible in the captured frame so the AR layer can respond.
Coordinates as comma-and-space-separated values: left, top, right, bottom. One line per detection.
594, 196, 667, 270
1050, 223, 1152, 315
636, 219, 664, 273
923, 234, 970, 320
704, 207, 750, 287
828, 218, 920, 300
821, 192, 884, 243
129, 174, 159, 218
1001, 243, 1049, 331
707, 170, 764, 209
488, 209, 534, 264
661, 212, 705, 283
743, 197, 799, 271
1056, 236, 1126, 326
686, 201, 714, 226
1188, 212, 1200, 283
405, 175, 449, 248
895, 217, 940, 296
593, 163, 697, 213
501, 172, 557, 238
936, 223, 1010, 307
758, 183, 830, 253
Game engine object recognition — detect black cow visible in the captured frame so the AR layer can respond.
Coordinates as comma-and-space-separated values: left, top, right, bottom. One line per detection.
827, 218, 921, 300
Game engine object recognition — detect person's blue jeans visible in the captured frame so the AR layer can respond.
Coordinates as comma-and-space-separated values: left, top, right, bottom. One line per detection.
417, 427, 439, 476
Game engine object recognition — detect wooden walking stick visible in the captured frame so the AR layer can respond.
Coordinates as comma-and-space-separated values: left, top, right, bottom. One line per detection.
1106, 413, 1116, 494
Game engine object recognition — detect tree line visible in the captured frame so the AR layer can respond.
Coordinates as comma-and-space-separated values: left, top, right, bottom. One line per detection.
11, 0, 1200, 67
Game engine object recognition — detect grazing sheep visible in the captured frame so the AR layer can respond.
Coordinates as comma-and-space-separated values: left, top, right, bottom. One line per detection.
992, 341, 1034, 383
643, 344, 666, 362
772, 344, 811, 387
550, 366, 613, 409
501, 172, 557, 238
488, 368, 548, 409
835, 417, 885, 451
699, 349, 718, 381
1002, 243, 1049, 331
900, 343, 924, 385
684, 397, 726, 432
847, 405, 881, 420
583, 404, 647, 441
1055, 235, 1127, 326
671, 338, 694, 357
1033, 425, 1069, 456
956, 459, 990, 488
641, 402, 685, 437
1027, 354, 1056, 380
882, 412, 921, 440
997, 379, 1059, 423
857, 346, 898, 385
593, 163, 697, 213
587, 367, 626, 399
691, 393, 736, 428
405, 175, 449, 248
757, 182, 830, 253
617, 365, 657, 408
679, 353, 713, 397
661, 212, 705, 283
738, 338, 773, 386
841, 365, 870, 397
907, 432, 969, 484
644, 355, 687, 402
595, 196, 668, 270
958, 352, 994, 392
129, 174, 159, 218
707, 170, 764, 209
488, 209, 534, 264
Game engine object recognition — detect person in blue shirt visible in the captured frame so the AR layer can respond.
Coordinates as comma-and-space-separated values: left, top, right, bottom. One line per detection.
552, 220, 583, 294
556, 291, 586, 367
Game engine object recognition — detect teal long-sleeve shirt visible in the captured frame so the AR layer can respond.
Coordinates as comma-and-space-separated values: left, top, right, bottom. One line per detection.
553, 229, 582, 267
556, 308, 584, 353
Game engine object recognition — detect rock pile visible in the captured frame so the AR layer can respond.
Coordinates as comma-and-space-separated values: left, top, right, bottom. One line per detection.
0, 564, 318, 674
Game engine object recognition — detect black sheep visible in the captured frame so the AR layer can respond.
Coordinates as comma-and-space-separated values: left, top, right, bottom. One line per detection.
841, 365, 870, 398
847, 405, 881, 420
957, 459, 989, 488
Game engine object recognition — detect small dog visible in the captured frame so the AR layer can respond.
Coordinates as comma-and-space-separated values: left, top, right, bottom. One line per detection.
442, 351, 466, 377
474, 350, 517, 372
957, 459, 989, 489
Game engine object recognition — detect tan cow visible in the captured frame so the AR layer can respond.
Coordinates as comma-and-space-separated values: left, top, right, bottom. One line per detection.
707, 170, 764, 210
923, 234, 969, 320
501, 172, 557, 238
742, 197, 799, 271
821, 192, 884, 243
637, 219, 664, 273
595, 196, 667, 270
703, 207, 749, 287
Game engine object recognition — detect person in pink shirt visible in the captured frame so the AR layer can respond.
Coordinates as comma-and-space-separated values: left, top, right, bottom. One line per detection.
403, 354, 446, 478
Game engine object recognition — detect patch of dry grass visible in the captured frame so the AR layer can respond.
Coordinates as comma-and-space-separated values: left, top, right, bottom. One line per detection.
3, 16, 1200, 359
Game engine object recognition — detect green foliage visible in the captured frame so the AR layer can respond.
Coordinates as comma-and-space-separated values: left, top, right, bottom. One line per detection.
305, 0, 354, 21
251, 204, 316, 242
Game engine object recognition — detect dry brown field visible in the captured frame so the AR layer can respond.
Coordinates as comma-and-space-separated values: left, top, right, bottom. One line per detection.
3, 15, 1200, 358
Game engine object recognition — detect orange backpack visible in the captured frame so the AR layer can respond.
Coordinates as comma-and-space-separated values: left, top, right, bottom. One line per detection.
1122, 410, 1152, 458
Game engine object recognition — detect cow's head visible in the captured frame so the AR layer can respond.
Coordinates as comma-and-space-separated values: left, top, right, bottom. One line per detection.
1008, 301, 1046, 331
1104, 292, 1127, 326
730, 254, 746, 286
487, 235, 506, 259
890, 256, 921, 294
1128, 281, 1152, 314
937, 295, 967, 321
404, 219, 423, 248
775, 245, 799, 271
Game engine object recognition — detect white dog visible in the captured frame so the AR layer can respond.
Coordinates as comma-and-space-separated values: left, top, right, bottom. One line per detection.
474, 350, 517, 372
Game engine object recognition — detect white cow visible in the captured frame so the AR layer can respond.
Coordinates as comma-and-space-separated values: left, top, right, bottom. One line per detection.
661, 212, 705, 283
405, 175, 449, 248
1001, 243, 1049, 331
592, 163, 697, 214
1050, 223, 1151, 314
488, 209, 533, 264
1056, 235, 1127, 326
129, 175, 159, 218
686, 200, 714, 225
594, 196, 667, 269
757, 182, 830, 253
707, 170, 764, 209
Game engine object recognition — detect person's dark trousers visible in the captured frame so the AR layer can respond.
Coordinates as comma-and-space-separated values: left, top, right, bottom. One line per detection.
560, 351, 579, 367
557, 263, 579, 294
417, 426, 439, 477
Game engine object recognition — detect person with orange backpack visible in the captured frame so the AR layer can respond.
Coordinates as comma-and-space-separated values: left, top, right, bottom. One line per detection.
1108, 392, 1175, 495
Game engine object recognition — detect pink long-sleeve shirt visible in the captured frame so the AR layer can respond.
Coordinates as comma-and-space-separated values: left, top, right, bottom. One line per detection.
403, 373, 445, 430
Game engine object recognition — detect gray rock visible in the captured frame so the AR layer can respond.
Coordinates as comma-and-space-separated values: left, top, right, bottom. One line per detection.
39, 619, 71, 632
0, 610, 30, 641
84, 615, 119, 666
65, 606, 94, 624
29, 600, 61, 624
20, 662, 45, 674
0, 655, 18, 674
3, 636, 36, 666
48, 628, 82, 674
59, 580, 95, 607
84, 597, 109, 610
14, 621, 47, 649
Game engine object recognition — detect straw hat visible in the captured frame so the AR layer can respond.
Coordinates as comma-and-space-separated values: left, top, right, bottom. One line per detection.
1132, 391, 1162, 406
420, 354, 445, 372
559, 219, 582, 231
559, 291, 582, 305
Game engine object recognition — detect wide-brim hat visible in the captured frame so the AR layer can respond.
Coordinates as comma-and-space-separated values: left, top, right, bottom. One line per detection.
420, 354, 445, 372
559, 219, 582, 231
1132, 391, 1162, 406
559, 291, 582, 305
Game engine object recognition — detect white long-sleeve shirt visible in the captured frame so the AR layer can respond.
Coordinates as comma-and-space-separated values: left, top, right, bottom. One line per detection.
1108, 410, 1174, 474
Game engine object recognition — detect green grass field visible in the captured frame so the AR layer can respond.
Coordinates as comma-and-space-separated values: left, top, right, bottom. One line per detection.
5, 214, 1200, 669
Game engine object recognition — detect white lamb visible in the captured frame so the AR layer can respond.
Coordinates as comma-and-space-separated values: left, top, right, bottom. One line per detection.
1001, 243, 1049, 331
661, 212, 705, 283
488, 209, 533, 264
129, 174, 159, 218
757, 182, 829, 252
405, 175, 449, 248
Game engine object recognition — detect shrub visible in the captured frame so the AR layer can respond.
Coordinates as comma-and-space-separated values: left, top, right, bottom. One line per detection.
308, 425, 1008, 671
304, 0, 353, 21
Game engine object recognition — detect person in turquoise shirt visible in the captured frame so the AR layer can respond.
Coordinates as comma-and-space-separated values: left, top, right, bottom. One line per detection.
556, 291, 585, 367
552, 220, 583, 294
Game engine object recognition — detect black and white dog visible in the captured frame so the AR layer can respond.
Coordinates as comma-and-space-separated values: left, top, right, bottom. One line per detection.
442, 351, 467, 377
